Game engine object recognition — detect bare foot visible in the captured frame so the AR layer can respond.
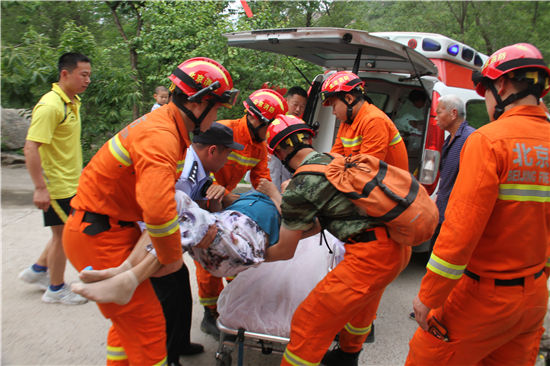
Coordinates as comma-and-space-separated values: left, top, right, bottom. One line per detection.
79, 260, 131, 283
71, 271, 139, 305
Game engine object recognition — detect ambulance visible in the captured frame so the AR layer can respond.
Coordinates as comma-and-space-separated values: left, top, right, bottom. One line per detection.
225, 28, 490, 251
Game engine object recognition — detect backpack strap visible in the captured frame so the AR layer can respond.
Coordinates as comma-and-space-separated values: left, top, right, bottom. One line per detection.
293, 152, 335, 177
294, 162, 327, 177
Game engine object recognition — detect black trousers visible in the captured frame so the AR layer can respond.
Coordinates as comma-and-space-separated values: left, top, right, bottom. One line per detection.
150, 263, 192, 364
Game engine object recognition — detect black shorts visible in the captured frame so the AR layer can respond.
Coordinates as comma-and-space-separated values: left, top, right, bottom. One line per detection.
43, 196, 74, 226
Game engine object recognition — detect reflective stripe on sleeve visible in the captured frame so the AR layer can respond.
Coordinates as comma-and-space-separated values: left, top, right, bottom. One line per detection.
227, 152, 260, 167
426, 253, 466, 280
153, 356, 167, 366
146, 216, 179, 237
546, 257, 550, 268
108, 134, 132, 167
283, 348, 320, 366
389, 132, 403, 146
344, 322, 372, 336
499, 184, 550, 203
106, 346, 128, 361
176, 159, 185, 174
340, 136, 362, 148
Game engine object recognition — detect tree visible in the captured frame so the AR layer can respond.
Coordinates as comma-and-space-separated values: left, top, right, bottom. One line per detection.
106, 1, 146, 119
1, 28, 56, 107
2, 0, 549, 161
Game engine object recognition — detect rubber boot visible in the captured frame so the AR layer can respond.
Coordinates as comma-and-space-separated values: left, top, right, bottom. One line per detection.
365, 322, 375, 343
321, 347, 361, 366
200, 306, 220, 338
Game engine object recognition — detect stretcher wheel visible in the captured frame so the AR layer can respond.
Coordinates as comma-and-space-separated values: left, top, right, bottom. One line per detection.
216, 351, 232, 366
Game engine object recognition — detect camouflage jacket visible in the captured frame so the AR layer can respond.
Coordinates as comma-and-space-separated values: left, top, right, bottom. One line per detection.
281, 151, 378, 242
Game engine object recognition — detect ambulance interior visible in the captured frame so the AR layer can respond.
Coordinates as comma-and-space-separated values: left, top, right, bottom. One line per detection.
309, 73, 437, 176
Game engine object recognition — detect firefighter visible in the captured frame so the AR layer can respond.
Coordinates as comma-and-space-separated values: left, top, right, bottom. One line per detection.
320, 71, 410, 343
62, 57, 238, 365
320, 71, 409, 171
197, 88, 289, 337
263, 115, 411, 366
406, 43, 550, 365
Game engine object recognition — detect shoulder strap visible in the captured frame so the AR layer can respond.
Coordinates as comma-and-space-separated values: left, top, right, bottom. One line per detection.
293, 152, 335, 178
294, 162, 327, 177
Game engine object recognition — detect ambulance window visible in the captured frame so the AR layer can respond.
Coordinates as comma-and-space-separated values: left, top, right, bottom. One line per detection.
466, 100, 490, 129
462, 48, 474, 62
366, 92, 388, 110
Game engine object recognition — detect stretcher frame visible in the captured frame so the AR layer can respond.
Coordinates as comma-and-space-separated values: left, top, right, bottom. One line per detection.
214, 233, 343, 365
215, 318, 289, 366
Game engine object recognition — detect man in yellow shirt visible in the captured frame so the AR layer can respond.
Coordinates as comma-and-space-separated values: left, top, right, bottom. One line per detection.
19, 52, 91, 305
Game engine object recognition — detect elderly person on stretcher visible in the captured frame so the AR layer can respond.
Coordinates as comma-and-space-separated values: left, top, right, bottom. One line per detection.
72, 179, 320, 305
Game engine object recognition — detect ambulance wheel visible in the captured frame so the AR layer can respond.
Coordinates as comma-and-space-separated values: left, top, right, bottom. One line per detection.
216, 352, 232, 366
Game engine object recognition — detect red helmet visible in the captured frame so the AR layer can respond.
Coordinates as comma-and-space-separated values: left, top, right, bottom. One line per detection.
473, 43, 550, 97
320, 71, 365, 105
243, 89, 288, 123
169, 57, 239, 107
266, 114, 315, 154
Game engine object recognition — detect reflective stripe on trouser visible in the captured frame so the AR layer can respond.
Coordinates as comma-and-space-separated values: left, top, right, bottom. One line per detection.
63, 211, 167, 365
281, 227, 411, 365
195, 259, 224, 308
405, 272, 548, 366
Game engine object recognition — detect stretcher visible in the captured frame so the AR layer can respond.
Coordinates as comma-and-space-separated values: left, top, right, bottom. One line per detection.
214, 232, 345, 365
215, 320, 289, 366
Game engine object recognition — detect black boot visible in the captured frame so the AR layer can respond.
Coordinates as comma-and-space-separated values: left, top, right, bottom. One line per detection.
365, 322, 375, 343
200, 307, 220, 338
180, 342, 204, 356
321, 347, 361, 366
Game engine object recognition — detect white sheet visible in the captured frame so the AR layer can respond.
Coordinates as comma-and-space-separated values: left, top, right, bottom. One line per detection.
217, 231, 345, 338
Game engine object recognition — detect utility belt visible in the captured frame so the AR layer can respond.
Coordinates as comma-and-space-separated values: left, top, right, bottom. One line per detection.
347, 226, 389, 244
72, 209, 135, 236
464, 268, 544, 287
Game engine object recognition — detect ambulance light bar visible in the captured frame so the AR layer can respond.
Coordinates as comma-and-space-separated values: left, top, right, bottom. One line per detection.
371, 32, 488, 70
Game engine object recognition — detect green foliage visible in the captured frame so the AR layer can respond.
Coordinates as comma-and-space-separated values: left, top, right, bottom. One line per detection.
1, 27, 57, 107
58, 21, 98, 59
139, 1, 233, 97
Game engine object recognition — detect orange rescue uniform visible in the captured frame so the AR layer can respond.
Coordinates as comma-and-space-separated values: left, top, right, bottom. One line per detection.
406, 105, 550, 365
63, 102, 190, 365
196, 115, 272, 308
215, 116, 271, 194
282, 227, 411, 366
331, 102, 409, 171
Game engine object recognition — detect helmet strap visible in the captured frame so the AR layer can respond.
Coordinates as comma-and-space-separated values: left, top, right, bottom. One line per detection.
487, 82, 533, 120
338, 94, 360, 124
246, 114, 267, 143
281, 143, 313, 174
173, 94, 216, 135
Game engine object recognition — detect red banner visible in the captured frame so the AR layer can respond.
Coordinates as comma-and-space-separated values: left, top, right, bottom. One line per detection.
240, 0, 253, 18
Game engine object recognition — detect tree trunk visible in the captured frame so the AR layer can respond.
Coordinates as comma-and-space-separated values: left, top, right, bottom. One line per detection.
470, 2, 493, 54
108, 1, 142, 119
